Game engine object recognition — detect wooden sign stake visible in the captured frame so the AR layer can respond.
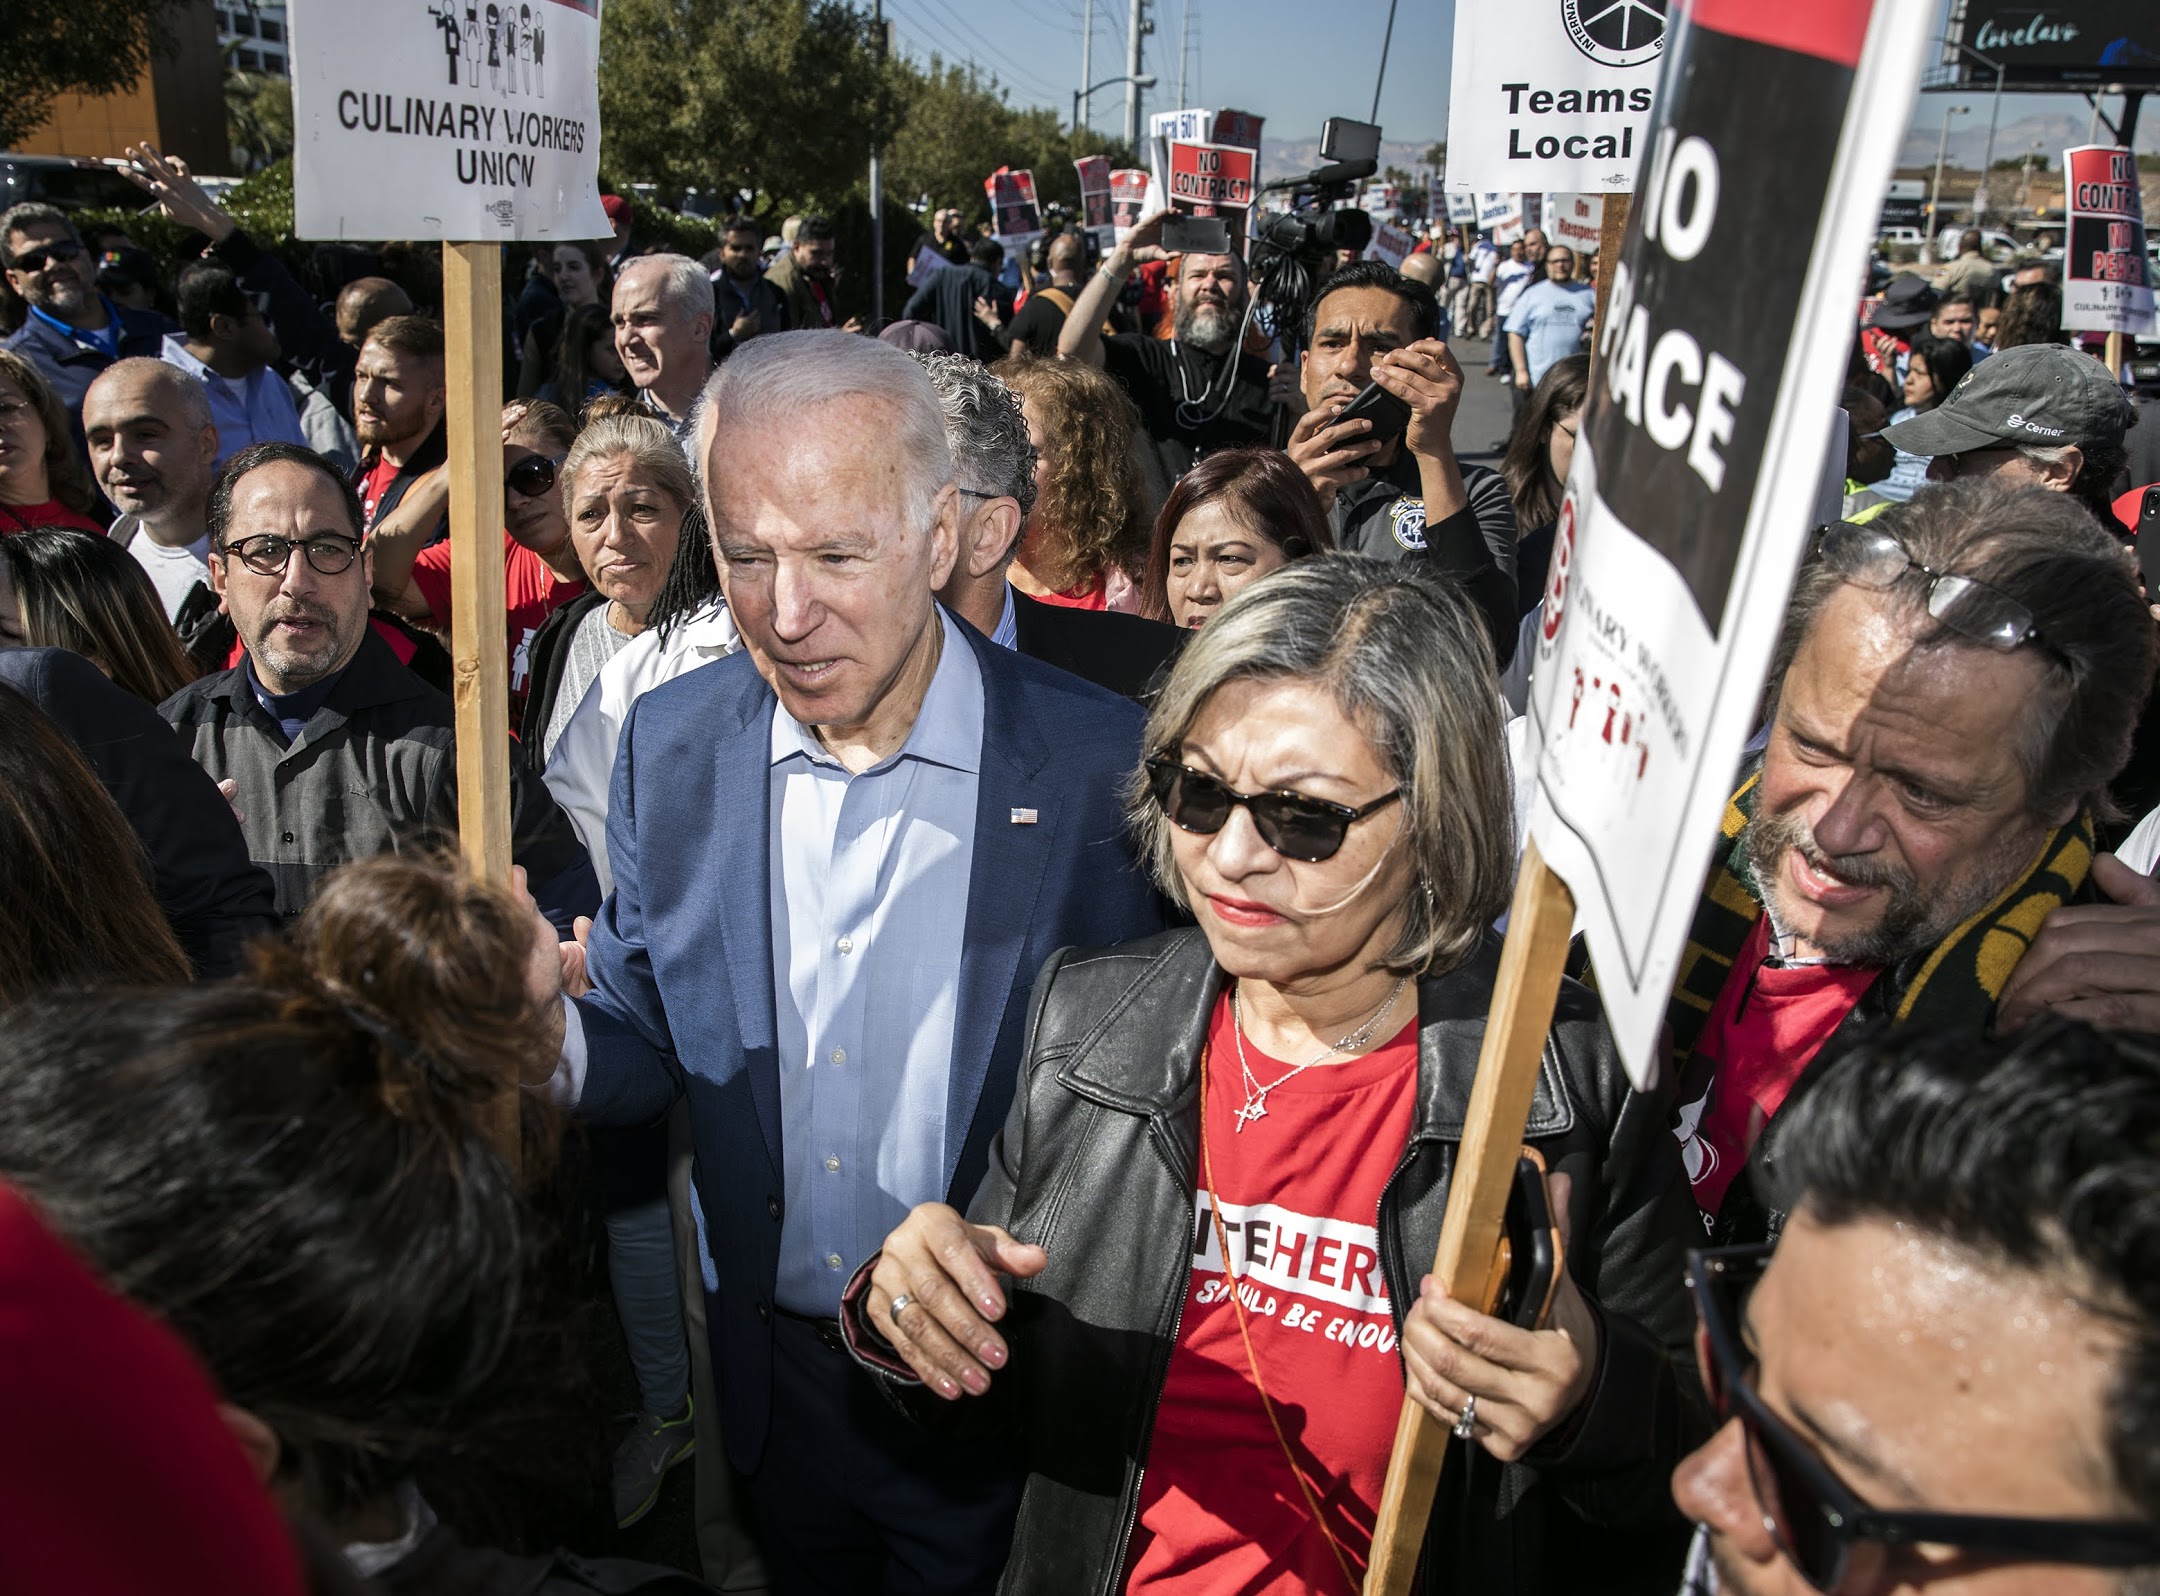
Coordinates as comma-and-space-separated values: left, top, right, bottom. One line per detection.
1365, 192, 1626, 1593
2105, 330, 2126, 379
441, 239, 518, 1166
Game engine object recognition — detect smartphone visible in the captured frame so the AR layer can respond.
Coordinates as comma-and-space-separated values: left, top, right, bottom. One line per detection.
1162, 214, 1233, 256
1493, 1150, 1563, 1332
1332, 379, 1412, 452
2138, 486, 2160, 597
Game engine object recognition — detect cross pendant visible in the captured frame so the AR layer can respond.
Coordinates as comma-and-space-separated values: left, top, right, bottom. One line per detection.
1233, 1099, 1267, 1131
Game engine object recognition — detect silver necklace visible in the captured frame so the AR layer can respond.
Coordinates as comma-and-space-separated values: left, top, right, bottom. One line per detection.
1229, 976, 1410, 1131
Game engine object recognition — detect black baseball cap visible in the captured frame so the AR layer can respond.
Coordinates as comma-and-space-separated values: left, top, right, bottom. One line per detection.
1864, 273, 1939, 331
1880, 344, 2132, 458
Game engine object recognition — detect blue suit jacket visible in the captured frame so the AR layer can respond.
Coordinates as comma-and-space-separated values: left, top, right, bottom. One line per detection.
573, 619, 1167, 1472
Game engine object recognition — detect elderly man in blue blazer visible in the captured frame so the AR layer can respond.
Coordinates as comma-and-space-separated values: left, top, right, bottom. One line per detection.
531, 330, 1164, 1592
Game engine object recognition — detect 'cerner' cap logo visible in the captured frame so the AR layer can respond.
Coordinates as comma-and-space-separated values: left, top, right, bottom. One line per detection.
2006, 413, 2065, 436
1562, 0, 1668, 68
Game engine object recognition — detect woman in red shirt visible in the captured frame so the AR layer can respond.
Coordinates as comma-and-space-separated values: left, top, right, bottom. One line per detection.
846, 558, 1703, 1594
995, 353, 1149, 612
0, 349, 105, 535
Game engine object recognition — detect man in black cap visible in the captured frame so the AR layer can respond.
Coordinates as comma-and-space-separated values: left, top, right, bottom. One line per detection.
1858, 273, 1937, 386
1881, 341, 2133, 529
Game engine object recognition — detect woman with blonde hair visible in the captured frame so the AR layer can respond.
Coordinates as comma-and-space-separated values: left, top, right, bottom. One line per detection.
993, 351, 1150, 611
0, 348, 102, 534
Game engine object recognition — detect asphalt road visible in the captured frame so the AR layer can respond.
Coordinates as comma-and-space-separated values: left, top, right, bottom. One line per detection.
1447, 334, 1525, 466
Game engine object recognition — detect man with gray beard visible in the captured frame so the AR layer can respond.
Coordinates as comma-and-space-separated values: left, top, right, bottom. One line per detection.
1660, 478, 2154, 1246
1057, 208, 1279, 483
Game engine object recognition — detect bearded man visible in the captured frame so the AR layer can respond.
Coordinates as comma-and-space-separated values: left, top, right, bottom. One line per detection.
1666, 478, 2154, 1245
349, 314, 448, 536
1058, 208, 1281, 482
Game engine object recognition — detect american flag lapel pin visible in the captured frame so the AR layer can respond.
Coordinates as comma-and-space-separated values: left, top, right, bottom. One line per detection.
1010, 807, 1038, 825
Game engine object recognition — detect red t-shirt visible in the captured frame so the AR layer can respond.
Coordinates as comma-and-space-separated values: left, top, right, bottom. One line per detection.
410, 531, 588, 713
1029, 574, 1108, 611
1679, 916, 1879, 1221
356, 455, 401, 528
1124, 995, 1419, 1596
0, 499, 105, 535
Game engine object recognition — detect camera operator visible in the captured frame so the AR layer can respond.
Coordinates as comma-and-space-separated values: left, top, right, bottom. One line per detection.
1058, 208, 1281, 483
1284, 261, 1516, 665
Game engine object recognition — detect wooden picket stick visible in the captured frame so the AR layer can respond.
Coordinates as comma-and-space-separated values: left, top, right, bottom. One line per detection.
2105, 330, 2126, 379
441, 240, 518, 1166
1363, 193, 1627, 1594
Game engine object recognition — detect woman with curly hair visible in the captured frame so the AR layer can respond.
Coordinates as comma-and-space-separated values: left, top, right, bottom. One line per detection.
993, 351, 1150, 612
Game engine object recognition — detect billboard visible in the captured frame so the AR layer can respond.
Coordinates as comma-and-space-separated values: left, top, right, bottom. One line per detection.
1943, 2, 2160, 87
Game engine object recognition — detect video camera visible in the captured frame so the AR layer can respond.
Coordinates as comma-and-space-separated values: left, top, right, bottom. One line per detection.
1251, 116, 1381, 355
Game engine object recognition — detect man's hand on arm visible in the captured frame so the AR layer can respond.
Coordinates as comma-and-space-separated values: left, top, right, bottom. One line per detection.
1058, 208, 1167, 367
1996, 854, 2160, 1033
1373, 337, 1470, 521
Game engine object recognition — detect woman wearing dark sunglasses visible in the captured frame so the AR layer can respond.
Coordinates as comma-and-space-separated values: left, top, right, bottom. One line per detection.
842, 557, 1705, 1595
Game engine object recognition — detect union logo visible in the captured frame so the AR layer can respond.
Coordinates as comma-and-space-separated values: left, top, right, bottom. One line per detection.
1561, 0, 1668, 68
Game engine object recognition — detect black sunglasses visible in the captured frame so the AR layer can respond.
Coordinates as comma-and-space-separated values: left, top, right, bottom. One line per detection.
507, 453, 562, 498
1815, 522, 2043, 653
219, 533, 363, 578
1144, 756, 1400, 863
1689, 1245, 2160, 1593
8, 239, 83, 274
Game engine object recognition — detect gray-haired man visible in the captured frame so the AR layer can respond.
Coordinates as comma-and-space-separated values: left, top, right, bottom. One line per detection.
613, 253, 715, 441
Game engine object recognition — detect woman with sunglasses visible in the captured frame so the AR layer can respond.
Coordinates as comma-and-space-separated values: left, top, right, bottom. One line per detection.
0, 349, 105, 535
845, 558, 1704, 1595
370, 400, 588, 727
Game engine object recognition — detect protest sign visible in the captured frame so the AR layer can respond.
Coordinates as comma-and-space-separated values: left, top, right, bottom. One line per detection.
1444, 0, 1664, 194
2060, 145, 2155, 335
1364, 221, 1418, 267
1075, 155, 1115, 246
1365, 4, 1934, 1587
288, 0, 609, 240
1166, 141, 1261, 242
1109, 168, 1154, 239
985, 166, 1042, 249
1445, 190, 1479, 224
906, 242, 948, 289
1479, 191, 1525, 241
1544, 192, 1605, 255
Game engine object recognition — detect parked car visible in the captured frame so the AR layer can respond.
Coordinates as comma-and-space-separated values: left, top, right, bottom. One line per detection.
0, 153, 149, 215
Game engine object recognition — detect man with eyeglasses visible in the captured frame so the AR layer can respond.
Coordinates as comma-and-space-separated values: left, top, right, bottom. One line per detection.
1, 202, 176, 426
1673, 1024, 2160, 1596
1663, 479, 2154, 1248
159, 442, 597, 933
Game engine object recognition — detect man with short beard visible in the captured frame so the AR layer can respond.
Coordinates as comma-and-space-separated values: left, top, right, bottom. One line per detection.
1664, 478, 2153, 1245
2, 203, 176, 427
708, 214, 786, 356
350, 314, 448, 536
1058, 208, 1279, 482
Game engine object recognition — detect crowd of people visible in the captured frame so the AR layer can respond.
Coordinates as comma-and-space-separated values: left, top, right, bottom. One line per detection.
2, 134, 2159, 1596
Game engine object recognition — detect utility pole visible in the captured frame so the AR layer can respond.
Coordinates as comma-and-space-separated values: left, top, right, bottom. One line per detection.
1077, 0, 1092, 133
1176, 1, 1189, 109
1926, 103, 1967, 263
1124, 0, 1149, 148
869, 0, 885, 323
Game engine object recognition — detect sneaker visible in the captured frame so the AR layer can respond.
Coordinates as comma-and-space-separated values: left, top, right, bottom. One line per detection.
613, 1397, 695, 1528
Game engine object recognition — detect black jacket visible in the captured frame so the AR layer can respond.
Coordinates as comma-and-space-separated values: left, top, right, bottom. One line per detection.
0, 648, 276, 978
903, 263, 1015, 361
1009, 590, 1183, 702
851, 928, 1705, 1595
159, 629, 597, 933
518, 589, 607, 767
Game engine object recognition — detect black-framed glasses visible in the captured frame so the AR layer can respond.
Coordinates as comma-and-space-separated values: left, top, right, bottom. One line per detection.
1689, 1245, 2160, 1594
7, 239, 83, 274
507, 453, 562, 498
218, 533, 363, 578
1816, 521, 2042, 652
1144, 756, 1401, 863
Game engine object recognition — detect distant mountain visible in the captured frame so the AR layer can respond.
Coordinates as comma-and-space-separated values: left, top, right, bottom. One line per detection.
1897, 103, 2152, 170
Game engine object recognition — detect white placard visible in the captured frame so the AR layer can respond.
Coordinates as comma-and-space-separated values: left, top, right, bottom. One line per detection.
1446, 0, 1664, 194
1544, 193, 1605, 255
1364, 221, 1417, 268
1445, 191, 1479, 224
289, 0, 610, 241
1480, 191, 1525, 241
1522, 0, 1934, 1088
2061, 144, 2156, 335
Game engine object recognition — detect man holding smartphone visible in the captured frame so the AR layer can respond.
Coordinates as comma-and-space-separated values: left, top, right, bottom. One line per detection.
1284, 261, 1519, 666
1058, 208, 1279, 484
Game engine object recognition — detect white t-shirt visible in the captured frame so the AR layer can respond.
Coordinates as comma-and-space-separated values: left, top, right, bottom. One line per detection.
124, 525, 214, 622
1494, 258, 1536, 318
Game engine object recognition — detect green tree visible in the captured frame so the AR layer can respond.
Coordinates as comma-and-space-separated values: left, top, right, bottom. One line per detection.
0, 0, 192, 150
225, 69, 293, 174
884, 58, 1135, 222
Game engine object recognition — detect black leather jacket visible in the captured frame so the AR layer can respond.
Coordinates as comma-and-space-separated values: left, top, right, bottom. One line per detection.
849, 927, 1707, 1595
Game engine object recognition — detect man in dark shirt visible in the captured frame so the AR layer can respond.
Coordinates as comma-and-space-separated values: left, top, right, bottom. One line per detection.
1058, 209, 1278, 482
1284, 261, 1516, 665
160, 442, 595, 930
902, 237, 1015, 362
708, 213, 787, 358
988, 232, 1097, 358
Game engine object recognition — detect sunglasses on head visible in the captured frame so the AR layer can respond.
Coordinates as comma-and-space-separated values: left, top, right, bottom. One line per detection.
1688, 1246, 2160, 1594
8, 239, 83, 274
1144, 756, 1400, 863
1815, 522, 2043, 654
506, 454, 562, 497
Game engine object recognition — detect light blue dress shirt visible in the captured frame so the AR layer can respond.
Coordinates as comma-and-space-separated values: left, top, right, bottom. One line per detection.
769, 610, 983, 1315
160, 333, 307, 471
1505, 277, 1597, 389
991, 584, 1019, 649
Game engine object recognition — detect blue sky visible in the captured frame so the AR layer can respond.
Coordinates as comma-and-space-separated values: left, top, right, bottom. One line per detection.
880, 0, 2157, 165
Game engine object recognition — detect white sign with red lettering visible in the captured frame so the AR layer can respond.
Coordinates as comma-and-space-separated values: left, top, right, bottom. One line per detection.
1364, 222, 1418, 268
1545, 193, 1605, 255
2061, 145, 2155, 334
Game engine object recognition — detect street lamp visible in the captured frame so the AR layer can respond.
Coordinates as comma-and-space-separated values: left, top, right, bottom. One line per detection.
1927, 103, 1969, 263
1076, 73, 1153, 136
1936, 37, 2007, 225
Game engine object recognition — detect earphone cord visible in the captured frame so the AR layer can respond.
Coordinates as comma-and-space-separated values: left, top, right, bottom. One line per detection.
1173, 289, 1267, 433
1198, 1039, 1366, 1596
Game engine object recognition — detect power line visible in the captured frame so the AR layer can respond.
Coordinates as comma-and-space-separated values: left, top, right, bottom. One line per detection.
885, 0, 1069, 104
908, 0, 1072, 101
